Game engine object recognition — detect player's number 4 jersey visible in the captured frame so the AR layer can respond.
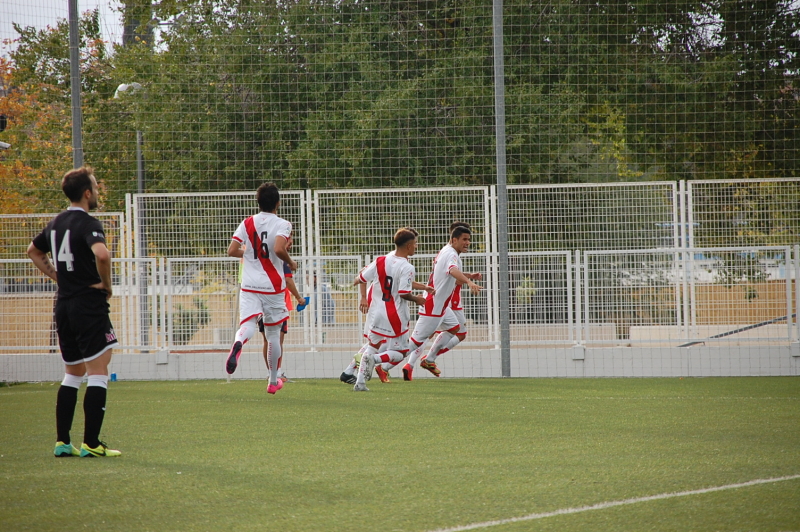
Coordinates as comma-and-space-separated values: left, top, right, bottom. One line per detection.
232, 213, 292, 294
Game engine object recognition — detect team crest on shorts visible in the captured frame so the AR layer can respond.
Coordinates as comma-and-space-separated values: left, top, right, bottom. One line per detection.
105, 328, 117, 342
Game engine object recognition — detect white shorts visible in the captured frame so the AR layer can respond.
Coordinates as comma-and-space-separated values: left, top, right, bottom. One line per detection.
367, 331, 409, 353
410, 308, 460, 345
239, 290, 289, 327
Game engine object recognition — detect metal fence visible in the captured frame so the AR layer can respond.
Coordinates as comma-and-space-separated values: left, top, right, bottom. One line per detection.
1, 181, 798, 379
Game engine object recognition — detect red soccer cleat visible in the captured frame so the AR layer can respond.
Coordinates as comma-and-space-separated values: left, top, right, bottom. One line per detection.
375, 365, 391, 383
267, 380, 284, 395
419, 357, 441, 377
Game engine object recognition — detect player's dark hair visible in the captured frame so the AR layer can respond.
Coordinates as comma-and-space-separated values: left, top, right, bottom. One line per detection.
394, 228, 417, 248
451, 226, 472, 240
257, 182, 280, 212
449, 221, 471, 232
404, 227, 419, 237
62, 166, 94, 202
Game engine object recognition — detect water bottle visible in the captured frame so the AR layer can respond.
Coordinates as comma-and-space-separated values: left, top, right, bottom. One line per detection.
110, 373, 117, 382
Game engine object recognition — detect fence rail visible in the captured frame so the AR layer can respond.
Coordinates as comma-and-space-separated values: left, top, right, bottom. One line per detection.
1, 182, 798, 380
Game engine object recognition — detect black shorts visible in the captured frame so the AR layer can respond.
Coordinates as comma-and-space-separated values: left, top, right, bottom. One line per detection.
258, 315, 289, 335
55, 291, 119, 365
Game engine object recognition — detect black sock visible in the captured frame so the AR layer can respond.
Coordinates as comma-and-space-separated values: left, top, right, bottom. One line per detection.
56, 385, 79, 444
83, 386, 107, 448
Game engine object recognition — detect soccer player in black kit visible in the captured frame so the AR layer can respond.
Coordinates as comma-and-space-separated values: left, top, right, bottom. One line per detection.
27, 166, 121, 457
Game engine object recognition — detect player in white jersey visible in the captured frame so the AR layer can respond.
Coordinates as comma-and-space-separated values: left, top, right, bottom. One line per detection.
351, 228, 427, 391
402, 225, 482, 380
225, 183, 297, 395
413, 222, 475, 375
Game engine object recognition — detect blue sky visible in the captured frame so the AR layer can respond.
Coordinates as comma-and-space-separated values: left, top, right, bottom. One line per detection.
1, 0, 123, 56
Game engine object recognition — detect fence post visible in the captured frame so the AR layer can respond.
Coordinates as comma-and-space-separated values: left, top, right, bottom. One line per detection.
492, 0, 511, 377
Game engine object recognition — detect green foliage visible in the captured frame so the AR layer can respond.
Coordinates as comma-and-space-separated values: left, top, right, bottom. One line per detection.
171, 297, 210, 345
1, 0, 798, 212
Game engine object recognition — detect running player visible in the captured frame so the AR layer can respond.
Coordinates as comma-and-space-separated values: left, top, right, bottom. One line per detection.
417, 222, 479, 373
225, 183, 297, 395
27, 166, 121, 457
340, 228, 434, 384
402, 224, 482, 380
352, 228, 427, 391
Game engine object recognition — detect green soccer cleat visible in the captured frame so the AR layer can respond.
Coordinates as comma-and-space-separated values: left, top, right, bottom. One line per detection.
54, 441, 80, 457
80, 442, 122, 457
420, 357, 441, 377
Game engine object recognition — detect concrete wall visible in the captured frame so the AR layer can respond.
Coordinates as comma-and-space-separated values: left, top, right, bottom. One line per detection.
3, 344, 798, 382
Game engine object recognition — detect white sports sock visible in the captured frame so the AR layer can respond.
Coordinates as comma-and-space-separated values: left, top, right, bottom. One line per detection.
425, 332, 454, 363
265, 325, 282, 385
406, 339, 427, 367
61, 373, 83, 389
87, 374, 109, 389
355, 345, 378, 385
234, 319, 257, 345
445, 333, 463, 351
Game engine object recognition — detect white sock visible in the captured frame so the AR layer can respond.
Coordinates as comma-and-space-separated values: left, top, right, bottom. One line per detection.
355, 345, 377, 385
234, 319, 257, 345
445, 333, 463, 351
87, 374, 109, 389
61, 373, 83, 389
425, 332, 454, 363
406, 339, 427, 367
343, 359, 358, 376
265, 325, 282, 385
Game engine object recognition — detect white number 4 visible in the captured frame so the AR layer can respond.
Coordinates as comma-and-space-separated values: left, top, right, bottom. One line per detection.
51, 229, 74, 271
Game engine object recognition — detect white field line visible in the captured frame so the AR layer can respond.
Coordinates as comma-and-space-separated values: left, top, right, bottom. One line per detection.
427, 474, 800, 532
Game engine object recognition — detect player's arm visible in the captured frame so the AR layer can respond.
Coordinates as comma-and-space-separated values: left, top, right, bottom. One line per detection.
286, 276, 304, 307
90, 242, 113, 299
26, 242, 58, 283
227, 239, 244, 258
411, 280, 436, 295
400, 292, 426, 306
274, 235, 297, 271
449, 267, 482, 295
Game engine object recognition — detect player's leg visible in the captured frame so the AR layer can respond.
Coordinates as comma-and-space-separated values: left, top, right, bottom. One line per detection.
403, 316, 441, 380
342, 342, 367, 384
278, 320, 288, 382
373, 341, 395, 383
227, 291, 261, 374
81, 349, 119, 456
425, 310, 467, 364
53, 299, 83, 457
354, 338, 381, 390
420, 309, 459, 377
70, 294, 120, 457
264, 322, 285, 393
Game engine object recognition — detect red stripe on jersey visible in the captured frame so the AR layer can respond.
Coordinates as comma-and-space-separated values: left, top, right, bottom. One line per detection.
451, 284, 462, 310
377, 256, 403, 336
423, 271, 436, 314
244, 216, 284, 292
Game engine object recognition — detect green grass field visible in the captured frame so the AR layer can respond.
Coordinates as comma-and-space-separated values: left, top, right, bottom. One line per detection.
1, 377, 798, 532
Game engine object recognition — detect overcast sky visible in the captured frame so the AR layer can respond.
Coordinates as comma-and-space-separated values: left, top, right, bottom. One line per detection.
1, 0, 123, 56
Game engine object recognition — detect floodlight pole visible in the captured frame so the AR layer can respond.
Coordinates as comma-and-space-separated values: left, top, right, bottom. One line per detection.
115, 82, 150, 348
492, 0, 512, 377
68, 0, 83, 168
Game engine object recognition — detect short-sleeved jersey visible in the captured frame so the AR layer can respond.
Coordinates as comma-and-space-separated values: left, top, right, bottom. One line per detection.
31, 208, 107, 300
232, 212, 292, 294
420, 244, 462, 317
359, 253, 415, 338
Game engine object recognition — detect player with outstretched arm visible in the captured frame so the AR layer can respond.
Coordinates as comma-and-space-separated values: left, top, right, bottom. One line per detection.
403, 224, 482, 380
225, 182, 297, 395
